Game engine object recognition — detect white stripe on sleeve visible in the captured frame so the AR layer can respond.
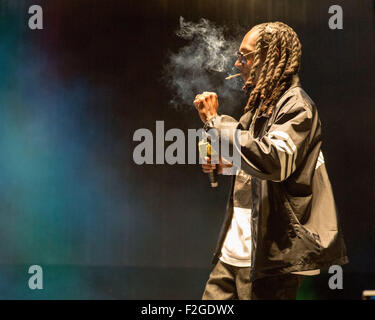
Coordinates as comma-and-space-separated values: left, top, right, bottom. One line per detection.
268, 130, 297, 180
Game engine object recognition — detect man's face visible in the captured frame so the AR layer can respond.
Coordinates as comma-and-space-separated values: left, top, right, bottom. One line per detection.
234, 28, 260, 82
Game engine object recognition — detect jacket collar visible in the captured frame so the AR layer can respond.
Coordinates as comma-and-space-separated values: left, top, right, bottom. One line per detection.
257, 74, 301, 118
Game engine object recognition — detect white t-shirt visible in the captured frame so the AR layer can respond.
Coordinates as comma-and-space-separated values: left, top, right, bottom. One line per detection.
220, 206, 252, 267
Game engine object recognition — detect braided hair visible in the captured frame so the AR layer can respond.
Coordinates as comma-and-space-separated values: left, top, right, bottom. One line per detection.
243, 22, 302, 116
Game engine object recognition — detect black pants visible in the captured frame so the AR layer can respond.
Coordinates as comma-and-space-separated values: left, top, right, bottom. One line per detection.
202, 260, 304, 300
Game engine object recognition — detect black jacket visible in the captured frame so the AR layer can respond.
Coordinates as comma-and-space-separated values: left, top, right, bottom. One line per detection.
205, 75, 349, 281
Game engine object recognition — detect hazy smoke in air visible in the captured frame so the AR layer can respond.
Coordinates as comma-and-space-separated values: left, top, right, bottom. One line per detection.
164, 17, 245, 113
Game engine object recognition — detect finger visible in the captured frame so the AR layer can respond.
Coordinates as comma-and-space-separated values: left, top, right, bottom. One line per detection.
202, 165, 216, 172
220, 157, 232, 165
203, 91, 217, 96
194, 98, 205, 110
193, 99, 203, 110
203, 92, 218, 99
222, 163, 233, 168
202, 164, 216, 169
202, 93, 211, 101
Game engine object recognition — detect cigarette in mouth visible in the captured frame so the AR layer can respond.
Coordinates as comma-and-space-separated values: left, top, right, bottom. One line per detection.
225, 73, 241, 80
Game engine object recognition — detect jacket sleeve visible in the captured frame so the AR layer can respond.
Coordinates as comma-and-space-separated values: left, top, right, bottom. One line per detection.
205, 102, 314, 181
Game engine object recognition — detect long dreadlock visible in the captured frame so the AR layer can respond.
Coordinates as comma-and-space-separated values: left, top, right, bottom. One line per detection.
243, 22, 302, 116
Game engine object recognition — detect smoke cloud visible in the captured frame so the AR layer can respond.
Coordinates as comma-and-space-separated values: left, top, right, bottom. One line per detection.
164, 17, 246, 113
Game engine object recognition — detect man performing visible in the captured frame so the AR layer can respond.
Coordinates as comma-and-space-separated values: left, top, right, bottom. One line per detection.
193, 22, 348, 300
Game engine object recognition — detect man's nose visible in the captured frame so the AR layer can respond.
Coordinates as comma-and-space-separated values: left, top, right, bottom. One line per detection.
234, 59, 241, 70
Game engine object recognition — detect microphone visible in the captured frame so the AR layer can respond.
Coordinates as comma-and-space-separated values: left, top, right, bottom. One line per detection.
198, 139, 219, 188
208, 168, 219, 188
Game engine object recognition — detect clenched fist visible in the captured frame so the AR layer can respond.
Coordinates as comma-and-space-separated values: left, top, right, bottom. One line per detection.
193, 91, 219, 123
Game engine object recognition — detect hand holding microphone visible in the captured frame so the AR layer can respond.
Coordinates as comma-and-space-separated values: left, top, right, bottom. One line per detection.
198, 139, 233, 188
201, 156, 234, 188
198, 139, 219, 188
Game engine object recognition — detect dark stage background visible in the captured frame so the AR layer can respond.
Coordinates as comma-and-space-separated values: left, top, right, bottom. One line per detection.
0, 0, 374, 299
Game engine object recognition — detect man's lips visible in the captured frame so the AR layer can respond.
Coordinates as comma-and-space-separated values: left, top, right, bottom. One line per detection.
240, 72, 249, 81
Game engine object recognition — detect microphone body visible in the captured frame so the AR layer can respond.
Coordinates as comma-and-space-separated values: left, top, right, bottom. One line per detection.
208, 169, 219, 188
198, 139, 219, 188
